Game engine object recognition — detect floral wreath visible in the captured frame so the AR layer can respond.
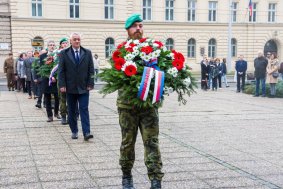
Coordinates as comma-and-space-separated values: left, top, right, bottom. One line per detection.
99, 38, 196, 108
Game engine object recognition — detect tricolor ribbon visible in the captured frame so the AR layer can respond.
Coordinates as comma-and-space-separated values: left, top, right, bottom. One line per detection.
144, 58, 160, 70
138, 67, 154, 101
138, 67, 165, 104
48, 64, 58, 86
152, 70, 165, 104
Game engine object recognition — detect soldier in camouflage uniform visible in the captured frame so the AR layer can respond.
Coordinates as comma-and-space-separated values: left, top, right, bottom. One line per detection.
119, 14, 164, 189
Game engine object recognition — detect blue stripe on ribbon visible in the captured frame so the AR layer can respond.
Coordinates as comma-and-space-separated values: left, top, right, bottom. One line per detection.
144, 59, 160, 71
159, 71, 165, 99
137, 67, 149, 98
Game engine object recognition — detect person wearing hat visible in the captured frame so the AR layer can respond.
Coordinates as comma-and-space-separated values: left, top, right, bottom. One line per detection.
118, 14, 164, 189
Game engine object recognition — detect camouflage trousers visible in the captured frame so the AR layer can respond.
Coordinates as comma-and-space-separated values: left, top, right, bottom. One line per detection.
118, 107, 164, 181
59, 91, 67, 117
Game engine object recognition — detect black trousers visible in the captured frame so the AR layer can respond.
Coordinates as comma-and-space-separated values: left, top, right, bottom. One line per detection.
237, 72, 246, 92
26, 81, 32, 96
45, 93, 59, 117
217, 75, 222, 88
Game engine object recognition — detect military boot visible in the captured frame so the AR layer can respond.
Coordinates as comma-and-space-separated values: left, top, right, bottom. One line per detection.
122, 175, 135, 189
150, 179, 161, 189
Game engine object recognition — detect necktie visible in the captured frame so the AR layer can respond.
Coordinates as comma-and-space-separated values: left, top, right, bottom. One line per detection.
75, 50, 80, 64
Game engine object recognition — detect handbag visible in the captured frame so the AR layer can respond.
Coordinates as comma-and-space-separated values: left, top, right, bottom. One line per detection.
272, 72, 279, 78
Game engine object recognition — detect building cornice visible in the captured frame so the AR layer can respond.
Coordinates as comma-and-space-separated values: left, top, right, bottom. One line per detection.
11, 18, 283, 28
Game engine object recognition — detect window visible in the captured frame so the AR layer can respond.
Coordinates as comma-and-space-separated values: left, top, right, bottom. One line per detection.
165, 0, 174, 21
188, 0, 196, 22
249, 3, 257, 22
232, 2, 237, 22
268, 3, 276, 22
187, 38, 196, 58
105, 0, 114, 19
143, 0, 152, 20
165, 38, 174, 50
105, 38, 115, 58
208, 38, 216, 58
32, 0, 42, 17
231, 38, 237, 57
70, 0, 79, 18
208, 1, 217, 22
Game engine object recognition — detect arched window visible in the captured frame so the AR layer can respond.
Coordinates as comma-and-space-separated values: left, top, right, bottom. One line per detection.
165, 38, 174, 50
231, 38, 237, 57
105, 37, 115, 58
31, 36, 44, 52
208, 38, 216, 57
187, 38, 196, 58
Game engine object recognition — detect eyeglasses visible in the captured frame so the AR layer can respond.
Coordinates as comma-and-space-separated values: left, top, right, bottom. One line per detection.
48, 44, 55, 46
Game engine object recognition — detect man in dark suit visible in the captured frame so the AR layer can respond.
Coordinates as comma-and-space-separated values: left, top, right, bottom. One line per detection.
58, 33, 94, 141
235, 55, 248, 92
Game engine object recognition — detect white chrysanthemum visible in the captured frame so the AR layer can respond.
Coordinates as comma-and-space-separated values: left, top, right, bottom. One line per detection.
146, 38, 152, 42
140, 52, 146, 58
132, 50, 139, 57
139, 42, 149, 47
121, 60, 137, 71
183, 77, 191, 86
125, 53, 135, 61
172, 67, 178, 73
164, 86, 174, 95
167, 69, 174, 75
162, 46, 167, 51
143, 55, 151, 62
152, 50, 160, 58
152, 43, 159, 48
133, 40, 140, 45
172, 72, 178, 78
133, 46, 139, 51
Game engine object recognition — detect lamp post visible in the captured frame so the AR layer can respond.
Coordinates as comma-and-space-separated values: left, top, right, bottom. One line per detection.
227, 0, 232, 72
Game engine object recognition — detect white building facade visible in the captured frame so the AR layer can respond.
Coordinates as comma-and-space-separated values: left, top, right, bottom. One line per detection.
6, 0, 283, 72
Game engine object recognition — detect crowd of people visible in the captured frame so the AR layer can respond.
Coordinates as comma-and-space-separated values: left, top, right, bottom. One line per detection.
200, 51, 283, 97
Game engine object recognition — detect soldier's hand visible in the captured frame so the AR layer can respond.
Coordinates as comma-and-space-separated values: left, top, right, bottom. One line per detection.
34, 79, 38, 83
60, 87, 66, 93
87, 86, 94, 90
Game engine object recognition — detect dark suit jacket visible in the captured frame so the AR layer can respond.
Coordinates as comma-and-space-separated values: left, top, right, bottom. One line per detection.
235, 60, 247, 73
58, 46, 94, 94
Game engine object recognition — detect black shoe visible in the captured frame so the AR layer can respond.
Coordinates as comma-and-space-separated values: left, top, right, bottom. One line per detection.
47, 117, 53, 122
84, 133, 93, 141
150, 179, 161, 189
261, 94, 266, 97
61, 116, 68, 125
253, 95, 259, 97
71, 133, 78, 139
122, 175, 134, 189
35, 104, 42, 108
55, 114, 61, 119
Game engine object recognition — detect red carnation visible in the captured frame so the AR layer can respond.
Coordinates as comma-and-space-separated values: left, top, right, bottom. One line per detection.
126, 43, 136, 52
172, 60, 184, 71
114, 58, 125, 71
139, 38, 147, 43
45, 56, 54, 65
174, 52, 185, 62
124, 65, 137, 76
112, 50, 122, 61
117, 41, 127, 49
141, 46, 153, 55
154, 41, 164, 48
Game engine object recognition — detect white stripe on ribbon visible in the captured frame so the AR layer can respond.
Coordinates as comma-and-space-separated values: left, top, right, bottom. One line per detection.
142, 67, 154, 101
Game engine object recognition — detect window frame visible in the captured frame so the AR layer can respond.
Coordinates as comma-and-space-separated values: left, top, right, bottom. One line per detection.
31, 0, 42, 17
232, 2, 237, 23
208, 1, 217, 22
231, 38, 237, 57
165, 0, 174, 21
188, 0, 196, 22
187, 38, 196, 58
142, 0, 152, 21
105, 37, 115, 59
70, 0, 80, 19
268, 3, 276, 23
208, 38, 216, 58
249, 3, 257, 22
165, 38, 174, 51
105, 0, 114, 20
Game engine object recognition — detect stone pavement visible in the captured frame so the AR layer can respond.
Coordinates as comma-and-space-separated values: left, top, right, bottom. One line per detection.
0, 86, 283, 189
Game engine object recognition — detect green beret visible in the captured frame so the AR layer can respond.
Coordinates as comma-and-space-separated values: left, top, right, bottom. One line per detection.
59, 37, 68, 45
125, 13, 143, 29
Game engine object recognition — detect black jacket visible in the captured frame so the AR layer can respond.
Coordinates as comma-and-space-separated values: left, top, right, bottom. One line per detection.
58, 46, 94, 94
254, 56, 268, 79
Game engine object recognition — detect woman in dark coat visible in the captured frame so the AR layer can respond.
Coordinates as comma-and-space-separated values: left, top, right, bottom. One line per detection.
201, 58, 209, 90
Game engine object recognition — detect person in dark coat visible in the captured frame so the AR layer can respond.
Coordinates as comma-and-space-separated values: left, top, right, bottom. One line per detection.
235, 55, 247, 92
210, 59, 219, 91
23, 51, 35, 99
254, 51, 268, 97
58, 32, 94, 141
39, 41, 60, 122
200, 58, 209, 90
215, 58, 222, 88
